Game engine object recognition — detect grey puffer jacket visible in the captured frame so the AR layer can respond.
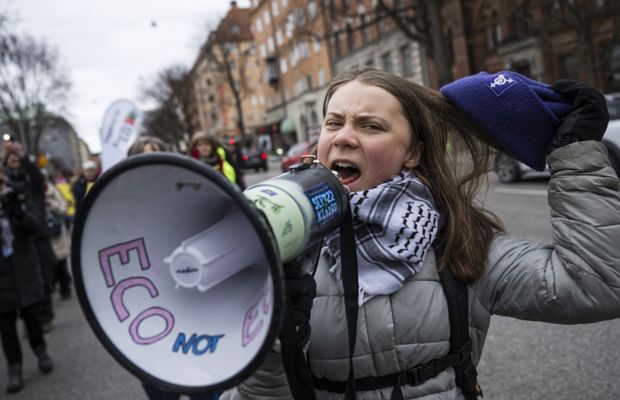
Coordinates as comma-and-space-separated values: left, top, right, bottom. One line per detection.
221, 141, 620, 400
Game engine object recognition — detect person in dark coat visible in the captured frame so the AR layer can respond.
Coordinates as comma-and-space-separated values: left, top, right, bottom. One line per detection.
0, 166, 53, 394
3, 143, 57, 331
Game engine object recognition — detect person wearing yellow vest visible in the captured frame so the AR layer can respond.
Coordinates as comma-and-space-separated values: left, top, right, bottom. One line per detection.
189, 133, 245, 189
53, 172, 76, 227
72, 160, 99, 211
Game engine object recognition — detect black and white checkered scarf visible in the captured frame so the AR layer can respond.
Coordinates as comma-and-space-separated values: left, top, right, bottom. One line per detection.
323, 170, 440, 304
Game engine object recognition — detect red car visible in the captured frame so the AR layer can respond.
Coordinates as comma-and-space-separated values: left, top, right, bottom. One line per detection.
280, 141, 316, 172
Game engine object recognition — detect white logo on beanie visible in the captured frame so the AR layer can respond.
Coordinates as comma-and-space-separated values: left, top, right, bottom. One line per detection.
490, 74, 514, 88
485, 73, 516, 96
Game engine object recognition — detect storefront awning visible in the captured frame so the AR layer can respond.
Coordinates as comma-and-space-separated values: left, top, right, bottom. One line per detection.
280, 117, 296, 135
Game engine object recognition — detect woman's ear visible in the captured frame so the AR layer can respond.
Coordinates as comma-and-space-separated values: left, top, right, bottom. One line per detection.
403, 142, 423, 169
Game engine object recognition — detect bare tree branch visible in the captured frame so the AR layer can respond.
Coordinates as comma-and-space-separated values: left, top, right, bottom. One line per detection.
0, 32, 71, 155
139, 64, 192, 149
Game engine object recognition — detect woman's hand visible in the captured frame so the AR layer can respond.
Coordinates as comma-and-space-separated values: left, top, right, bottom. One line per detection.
548, 80, 609, 153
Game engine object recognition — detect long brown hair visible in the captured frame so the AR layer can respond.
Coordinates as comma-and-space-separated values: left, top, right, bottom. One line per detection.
323, 67, 504, 282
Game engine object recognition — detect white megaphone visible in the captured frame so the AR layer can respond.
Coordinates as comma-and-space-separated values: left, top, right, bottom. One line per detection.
71, 152, 348, 395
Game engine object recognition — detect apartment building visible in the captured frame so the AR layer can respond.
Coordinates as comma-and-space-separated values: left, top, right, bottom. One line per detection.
188, 1, 266, 145
250, 0, 334, 146
326, 0, 428, 85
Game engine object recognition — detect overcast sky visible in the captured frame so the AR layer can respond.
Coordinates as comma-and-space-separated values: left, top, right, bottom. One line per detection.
4, 0, 250, 153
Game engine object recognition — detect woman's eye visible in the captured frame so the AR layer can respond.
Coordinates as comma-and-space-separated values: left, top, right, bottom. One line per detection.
324, 120, 341, 128
364, 124, 382, 131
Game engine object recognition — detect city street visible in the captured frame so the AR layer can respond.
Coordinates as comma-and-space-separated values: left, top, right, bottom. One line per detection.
2, 159, 619, 399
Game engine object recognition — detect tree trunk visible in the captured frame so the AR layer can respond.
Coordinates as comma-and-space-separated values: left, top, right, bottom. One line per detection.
425, 0, 453, 87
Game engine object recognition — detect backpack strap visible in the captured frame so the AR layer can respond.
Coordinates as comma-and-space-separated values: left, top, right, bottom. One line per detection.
438, 269, 483, 400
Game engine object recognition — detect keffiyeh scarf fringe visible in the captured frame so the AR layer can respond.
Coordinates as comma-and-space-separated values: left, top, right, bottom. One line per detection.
324, 171, 440, 305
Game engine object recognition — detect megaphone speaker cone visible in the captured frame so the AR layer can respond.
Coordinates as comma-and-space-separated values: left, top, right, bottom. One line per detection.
71, 153, 284, 394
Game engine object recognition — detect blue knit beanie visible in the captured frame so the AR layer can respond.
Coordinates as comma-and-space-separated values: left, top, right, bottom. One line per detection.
440, 71, 574, 171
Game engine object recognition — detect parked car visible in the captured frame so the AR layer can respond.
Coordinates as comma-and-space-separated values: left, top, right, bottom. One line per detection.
494, 92, 620, 183
240, 147, 269, 172
280, 141, 316, 172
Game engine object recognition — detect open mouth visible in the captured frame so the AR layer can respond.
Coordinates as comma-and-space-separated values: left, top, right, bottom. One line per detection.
331, 161, 361, 186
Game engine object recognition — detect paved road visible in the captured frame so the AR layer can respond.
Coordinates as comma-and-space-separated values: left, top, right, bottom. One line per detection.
1, 163, 619, 399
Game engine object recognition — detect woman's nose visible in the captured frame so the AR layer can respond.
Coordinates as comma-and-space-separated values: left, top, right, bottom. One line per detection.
333, 123, 358, 148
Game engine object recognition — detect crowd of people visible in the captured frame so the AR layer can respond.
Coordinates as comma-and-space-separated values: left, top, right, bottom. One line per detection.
0, 132, 242, 397
1, 67, 620, 400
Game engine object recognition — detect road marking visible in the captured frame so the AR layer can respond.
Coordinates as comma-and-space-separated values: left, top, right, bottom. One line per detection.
494, 187, 548, 196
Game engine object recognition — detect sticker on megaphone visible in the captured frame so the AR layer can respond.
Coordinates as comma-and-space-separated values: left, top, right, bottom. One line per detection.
244, 157, 348, 263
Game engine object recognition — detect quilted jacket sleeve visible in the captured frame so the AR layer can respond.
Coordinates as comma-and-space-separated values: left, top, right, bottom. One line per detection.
219, 352, 292, 400
474, 141, 620, 323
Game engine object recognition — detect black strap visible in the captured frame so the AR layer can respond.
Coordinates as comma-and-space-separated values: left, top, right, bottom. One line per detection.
438, 269, 482, 399
279, 279, 317, 400
340, 207, 359, 400
312, 339, 473, 393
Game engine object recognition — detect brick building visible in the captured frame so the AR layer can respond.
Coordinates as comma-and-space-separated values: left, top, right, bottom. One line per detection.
188, 1, 266, 146
248, 0, 334, 147
188, 0, 620, 149
447, 0, 620, 91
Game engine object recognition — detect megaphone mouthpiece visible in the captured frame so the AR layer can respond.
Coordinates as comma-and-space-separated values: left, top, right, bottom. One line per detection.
164, 212, 262, 292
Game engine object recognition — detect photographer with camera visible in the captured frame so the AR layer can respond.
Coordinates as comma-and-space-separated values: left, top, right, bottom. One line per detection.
0, 166, 53, 394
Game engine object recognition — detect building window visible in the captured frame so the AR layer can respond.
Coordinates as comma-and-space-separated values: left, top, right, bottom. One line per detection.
360, 14, 369, 44
230, 24, 240, 35
259, 43, 266, 58
267, 37, 275, 53
558, 53, 579, 79
256, 19, 263, 33
308, 0, 317, 19
333, 33, 341, 58
381, 51, 393, 73
378, 16, 386, 35
263, 10, 271, 26
272, 0, 279, 16
318, 68, 326, 87
295, 78, 304, 95
224, 42, 237, 54
299, 40, 310, 59
291, 47, 298, 67
346, 23, 354, 53
400, 45, 413, 77
485, 13, 502, 50
306, 75, 313, 90
276, 29, 283, 45
280, 57, 288, 74
313, 37, 321, 53
606, 43, 620, 90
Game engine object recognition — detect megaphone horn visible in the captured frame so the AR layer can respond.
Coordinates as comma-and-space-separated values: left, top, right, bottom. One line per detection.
71, 152, 348, 395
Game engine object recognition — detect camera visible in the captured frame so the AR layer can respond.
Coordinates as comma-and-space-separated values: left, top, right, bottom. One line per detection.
0, 181, 27, 214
